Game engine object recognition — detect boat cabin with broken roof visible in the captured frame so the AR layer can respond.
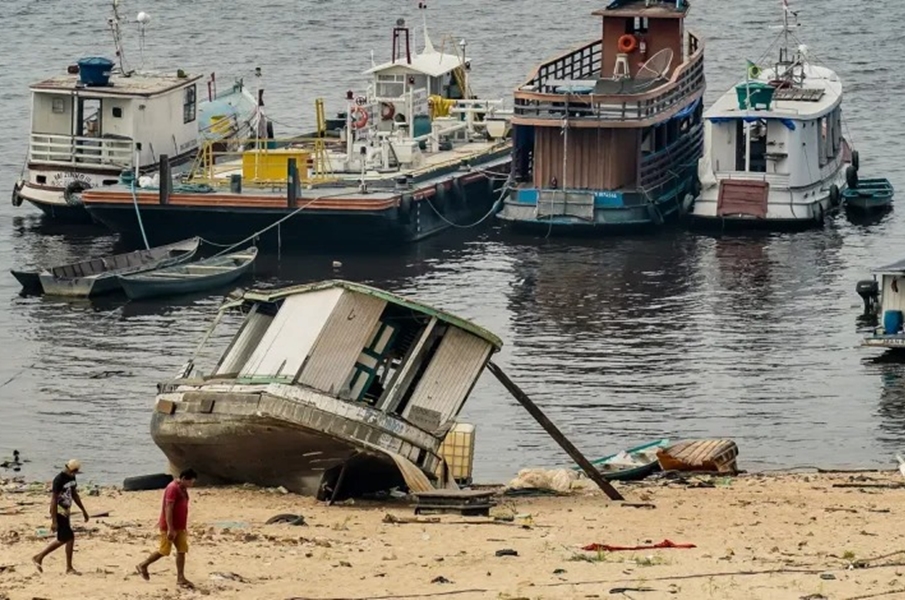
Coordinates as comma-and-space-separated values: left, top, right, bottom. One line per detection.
151, 280, 502, 498
496, 0, 705, 233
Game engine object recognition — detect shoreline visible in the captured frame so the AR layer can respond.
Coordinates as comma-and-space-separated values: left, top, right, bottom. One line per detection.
3, 470, 905, 599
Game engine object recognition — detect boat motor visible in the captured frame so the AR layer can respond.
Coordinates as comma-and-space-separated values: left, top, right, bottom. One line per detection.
856, 279, 880, 316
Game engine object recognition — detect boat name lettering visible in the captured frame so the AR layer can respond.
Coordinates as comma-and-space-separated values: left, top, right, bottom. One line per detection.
49, 172, 94, 187
179, 140, 198, 153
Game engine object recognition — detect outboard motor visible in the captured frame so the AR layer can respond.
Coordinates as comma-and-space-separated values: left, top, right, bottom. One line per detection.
856, 279, 880, 316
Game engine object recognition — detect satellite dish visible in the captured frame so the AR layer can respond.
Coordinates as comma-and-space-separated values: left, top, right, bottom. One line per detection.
636, 48, 674, 81
136, 11, 151, 25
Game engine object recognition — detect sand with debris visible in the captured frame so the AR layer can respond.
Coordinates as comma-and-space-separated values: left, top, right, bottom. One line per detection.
1, 471, 904, 600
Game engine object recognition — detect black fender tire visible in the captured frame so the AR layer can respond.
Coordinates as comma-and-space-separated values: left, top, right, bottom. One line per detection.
845, 165, 859, 190
123, 473, 173, 492
265, 513, 306, 526
829, 184, 840, 207
63, 180, 91, 206
851, 149, 860, 172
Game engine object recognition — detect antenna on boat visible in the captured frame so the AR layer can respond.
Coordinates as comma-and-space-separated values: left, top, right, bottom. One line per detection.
108, 0, 129, 74
136, 10, 151, 70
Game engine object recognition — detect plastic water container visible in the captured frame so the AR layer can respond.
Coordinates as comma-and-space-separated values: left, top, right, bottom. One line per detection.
413, 114, 432, 138
77, 57, 114, 87
435, 423, 476, 484
884, 310, 903, 335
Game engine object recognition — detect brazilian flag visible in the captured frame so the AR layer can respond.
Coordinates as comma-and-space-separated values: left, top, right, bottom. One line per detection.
747, 60, 761, 80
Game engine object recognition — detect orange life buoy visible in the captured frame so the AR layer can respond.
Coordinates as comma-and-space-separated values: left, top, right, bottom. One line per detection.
380, 102, 395, 121
617, 34, 638, 54
351, 106, 368, 129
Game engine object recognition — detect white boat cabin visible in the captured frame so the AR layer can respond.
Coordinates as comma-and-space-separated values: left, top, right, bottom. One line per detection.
190, 281, 501, 436
28, 66, 205, 175
862, 260, 905, 348
334, 14, 506, 174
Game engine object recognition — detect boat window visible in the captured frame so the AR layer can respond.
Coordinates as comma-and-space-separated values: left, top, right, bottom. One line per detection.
77, 98, 101, 137
377, 74, 406, 99
735, 119, 767, 173
183, 84, 197, 124
52, 98, 66, 114
818, 116, 828, 167
627, 17, 649, 34
112, 107, 123, 118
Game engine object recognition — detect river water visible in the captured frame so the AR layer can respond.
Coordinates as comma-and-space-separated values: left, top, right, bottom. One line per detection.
1, 0, 904, 485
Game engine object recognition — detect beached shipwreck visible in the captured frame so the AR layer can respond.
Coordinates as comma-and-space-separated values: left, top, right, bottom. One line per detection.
152, 280, 622, 500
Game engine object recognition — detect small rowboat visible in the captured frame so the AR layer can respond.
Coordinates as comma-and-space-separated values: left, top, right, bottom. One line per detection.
117, 246, 258, 300
16, 237, 201, 298
581, 439, 670, 481
843, 178, 894, 212
656, 439, 739, 474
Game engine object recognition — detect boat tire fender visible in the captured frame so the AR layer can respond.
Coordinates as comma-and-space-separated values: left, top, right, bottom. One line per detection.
123, 472, 173, 492
829, 184, 840, 207
64, 180, 91, 206
846, 165, 859, 190
11, 180, 23, 207
398, 194, 413, 223
380, 102, 395, 121
618, 34, 638, 54
851, 149, 860, 172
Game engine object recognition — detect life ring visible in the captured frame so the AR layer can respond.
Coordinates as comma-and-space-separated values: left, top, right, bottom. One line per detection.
351, 107, 368, 130
11, 180, 24, 207
617, 34, 638, 54
380, 102, 395, 121
63, 180, 91, 206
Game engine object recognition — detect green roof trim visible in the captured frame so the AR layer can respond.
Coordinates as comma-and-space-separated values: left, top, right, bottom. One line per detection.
229, 280, 503, 350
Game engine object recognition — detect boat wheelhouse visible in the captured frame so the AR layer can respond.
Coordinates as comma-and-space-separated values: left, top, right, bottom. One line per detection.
151, 280, 502, 498
857, 261, 905, 350
689, 1, 854, 229
11, 2, 260, 221
497, 0, 705, 233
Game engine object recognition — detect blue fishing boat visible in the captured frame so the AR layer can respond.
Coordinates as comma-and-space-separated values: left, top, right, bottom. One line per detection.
843, 178, 894, 212
581, 439, 670, 481
117, 247, 258, 301
497, 0, 704, 234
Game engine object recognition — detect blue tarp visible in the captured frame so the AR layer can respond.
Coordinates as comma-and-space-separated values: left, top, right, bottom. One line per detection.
707, 115, 796, 130
671, 98, 701, 121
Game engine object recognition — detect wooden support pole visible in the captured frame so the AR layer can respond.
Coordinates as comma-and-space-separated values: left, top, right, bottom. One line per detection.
158, 154, 170, 205
486, 361, 624, 501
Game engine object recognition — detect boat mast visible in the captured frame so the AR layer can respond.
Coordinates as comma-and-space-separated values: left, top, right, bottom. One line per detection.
108, 0, 128, 74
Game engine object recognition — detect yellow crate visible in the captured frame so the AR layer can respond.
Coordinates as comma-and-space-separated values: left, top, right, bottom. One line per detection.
435, 422, 476, 484
241, 149, 310, 182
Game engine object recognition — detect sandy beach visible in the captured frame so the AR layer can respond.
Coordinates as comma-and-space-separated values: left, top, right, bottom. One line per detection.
2, 471, 904, 600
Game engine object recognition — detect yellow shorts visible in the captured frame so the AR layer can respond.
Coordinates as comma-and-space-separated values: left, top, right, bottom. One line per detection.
158, 530, 189, 556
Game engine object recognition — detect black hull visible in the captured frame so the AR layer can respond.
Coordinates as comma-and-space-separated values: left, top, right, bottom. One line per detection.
86, 177, 506, 249
687, 213, 829, 233
27, 199, 95, 224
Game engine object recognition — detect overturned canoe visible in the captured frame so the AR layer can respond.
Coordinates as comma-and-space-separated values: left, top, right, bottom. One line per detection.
656, 439, 739, 474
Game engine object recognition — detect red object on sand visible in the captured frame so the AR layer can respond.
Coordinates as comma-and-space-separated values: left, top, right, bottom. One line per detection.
582, 539, 697, 552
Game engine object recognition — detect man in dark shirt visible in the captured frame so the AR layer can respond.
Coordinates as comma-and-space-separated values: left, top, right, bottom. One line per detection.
32, 459, 90, 574
136, 468, 198, 589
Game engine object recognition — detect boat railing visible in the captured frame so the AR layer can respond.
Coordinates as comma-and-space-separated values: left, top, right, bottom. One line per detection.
184, 137, 345, 188
713, 171, 791, 188
28, 133, 134, 168
513, 33, 704, 125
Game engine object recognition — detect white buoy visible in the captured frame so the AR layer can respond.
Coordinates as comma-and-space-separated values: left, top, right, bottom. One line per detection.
332, 260, 342, 269
136, 11, 151, 24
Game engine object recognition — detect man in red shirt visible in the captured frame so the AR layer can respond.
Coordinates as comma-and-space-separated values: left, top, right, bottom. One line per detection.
135, 469, 197, 588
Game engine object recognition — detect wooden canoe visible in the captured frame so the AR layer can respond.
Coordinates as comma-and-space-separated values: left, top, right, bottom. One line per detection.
36, 237, 202, 298
117, 246, 258, 300
580, 439, 670, 481
656, 439, 739, 474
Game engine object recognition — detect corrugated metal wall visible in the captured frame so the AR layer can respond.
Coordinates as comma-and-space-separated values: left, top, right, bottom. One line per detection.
533, 127, 638, 191
214, 309, 274, 375
402, 328, 493, 432
296, 291, 386, 395
239, 287, 344, 380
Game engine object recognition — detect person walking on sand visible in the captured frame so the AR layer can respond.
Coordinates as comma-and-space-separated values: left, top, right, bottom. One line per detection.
32, 459, 90, 575
136, 469, 197, 588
